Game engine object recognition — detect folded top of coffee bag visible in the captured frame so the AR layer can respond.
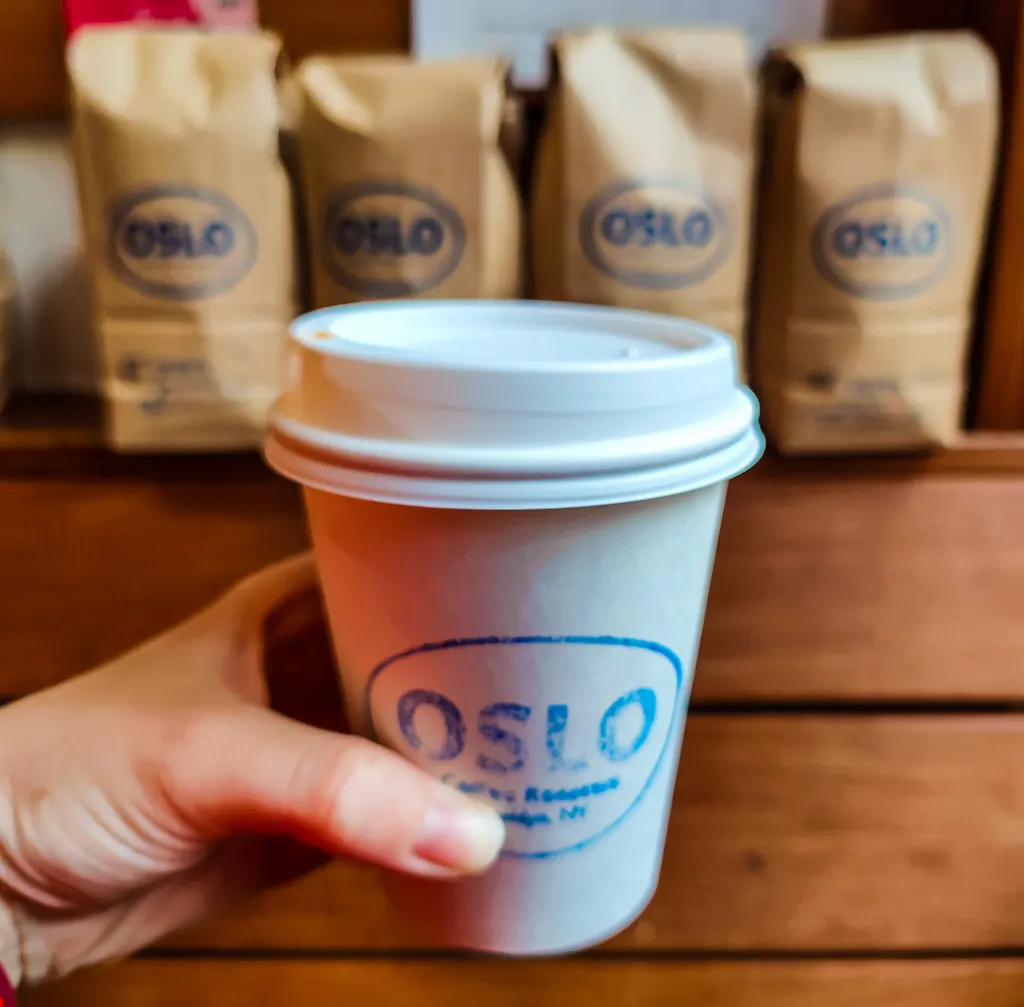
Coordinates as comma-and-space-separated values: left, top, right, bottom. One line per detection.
298, 55, 510, 132
69, 27, 282, 142
775, 30, 995, 107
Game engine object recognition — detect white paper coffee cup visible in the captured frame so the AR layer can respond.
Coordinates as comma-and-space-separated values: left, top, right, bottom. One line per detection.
265, 300, 763, 955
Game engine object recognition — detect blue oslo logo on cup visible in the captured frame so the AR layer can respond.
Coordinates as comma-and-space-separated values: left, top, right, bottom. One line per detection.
366, 635, 684, 859
109, 184, 258, 300
812, 182, 953, 300
323, 181, 466, 297
579, 179, 732, 291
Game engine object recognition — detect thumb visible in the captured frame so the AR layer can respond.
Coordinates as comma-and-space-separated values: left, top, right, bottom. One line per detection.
162, 705, 506, 878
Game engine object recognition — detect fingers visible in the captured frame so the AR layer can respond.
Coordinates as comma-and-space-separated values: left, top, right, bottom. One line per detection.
262, 591, 347, 732
203, 554, 323, 704
169, 555, 506, 876
226, 551, 320, 617
161, 706, 505, 878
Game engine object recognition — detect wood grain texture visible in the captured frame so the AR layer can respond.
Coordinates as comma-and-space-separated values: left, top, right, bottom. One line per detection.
1, 464, 1024, 700
697, 468, 1024, 701
0, 473, 307, 694
24, 958, 1024, 1007
155, 715, 1024, 952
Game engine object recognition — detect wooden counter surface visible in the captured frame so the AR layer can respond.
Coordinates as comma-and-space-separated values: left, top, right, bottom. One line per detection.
0, 439, 1022, 703
0, 426, 1022, 1004
26, 959, 1024, 1007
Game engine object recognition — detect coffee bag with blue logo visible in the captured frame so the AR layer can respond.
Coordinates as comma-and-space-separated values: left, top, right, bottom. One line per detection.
68, 27, 297, 451
532, 29, 757, 373
753, 33, 999, 454
295, 55, 523, 307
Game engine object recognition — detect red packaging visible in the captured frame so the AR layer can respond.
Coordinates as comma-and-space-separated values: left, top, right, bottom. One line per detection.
65, 0, 257, 34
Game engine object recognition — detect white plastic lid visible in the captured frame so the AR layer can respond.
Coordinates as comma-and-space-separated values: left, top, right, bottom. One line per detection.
265, 301, 763, 510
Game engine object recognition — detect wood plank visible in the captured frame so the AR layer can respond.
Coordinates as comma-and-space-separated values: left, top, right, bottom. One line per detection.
24, 958, 1024, 1007
696, 467, 1024, 701
158, 716, 1024, 951
0, 473, 307, 695
1, 463, 1024, 700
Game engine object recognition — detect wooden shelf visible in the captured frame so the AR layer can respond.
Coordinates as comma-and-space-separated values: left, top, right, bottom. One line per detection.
0, 394, 271, 479
0, 393, 103, 450
764, 433, 1024, 476
4, 393, 1024, 476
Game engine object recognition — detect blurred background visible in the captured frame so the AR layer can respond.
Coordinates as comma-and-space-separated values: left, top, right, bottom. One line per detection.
2, 0, 1024, 450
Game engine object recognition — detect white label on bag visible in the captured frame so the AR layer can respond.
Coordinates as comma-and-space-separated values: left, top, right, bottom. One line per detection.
366, 635, 684, 859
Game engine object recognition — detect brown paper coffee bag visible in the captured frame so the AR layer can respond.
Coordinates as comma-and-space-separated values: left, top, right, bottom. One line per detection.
753, 32, 999, 454
296, 55, 522, 308
69, 27, 296, 452
532, 28, 757, 372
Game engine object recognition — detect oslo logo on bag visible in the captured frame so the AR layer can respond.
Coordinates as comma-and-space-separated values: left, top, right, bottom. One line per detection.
366, 635, 684, 859
812, 182, 954, 300
322, 181, 467, 297
109, 184, 258, 300
579, 179, 732, 291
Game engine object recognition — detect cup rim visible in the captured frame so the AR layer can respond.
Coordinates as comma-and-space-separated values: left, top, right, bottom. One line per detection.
290, 300, 724, 376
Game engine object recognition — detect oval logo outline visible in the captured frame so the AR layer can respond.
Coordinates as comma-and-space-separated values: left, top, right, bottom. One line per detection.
322, 180, 467, 297
579, 179, 733, 291
365, 635, 684, 861
811, 182, 954, 300
108, 183, 259, 301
